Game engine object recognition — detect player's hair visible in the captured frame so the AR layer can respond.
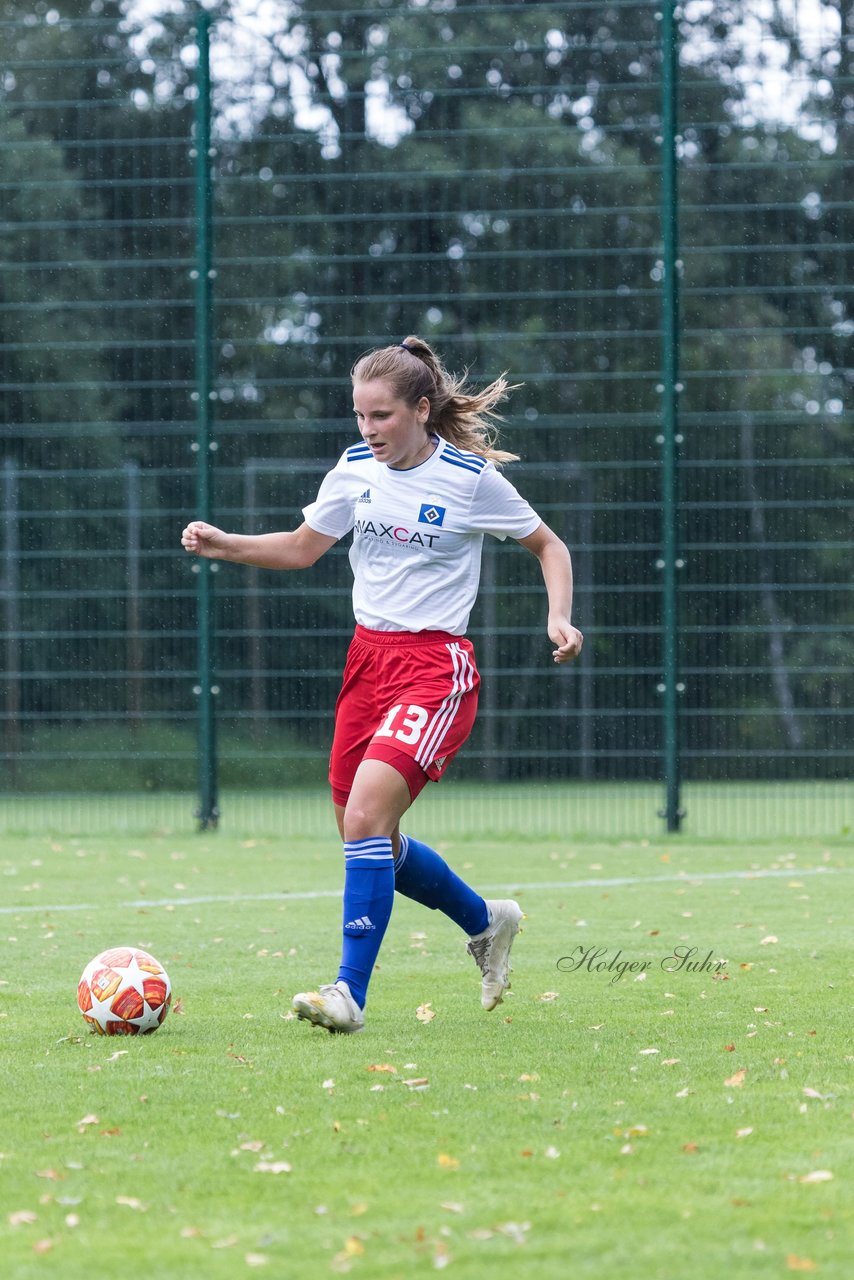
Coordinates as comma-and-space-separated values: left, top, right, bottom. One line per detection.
351, 335, 520, 465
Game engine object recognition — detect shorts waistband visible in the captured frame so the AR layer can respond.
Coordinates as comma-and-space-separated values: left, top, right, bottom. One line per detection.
353, 625, 465, 648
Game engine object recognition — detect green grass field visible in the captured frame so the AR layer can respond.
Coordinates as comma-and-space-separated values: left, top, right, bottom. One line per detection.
0, 798, 851, 1278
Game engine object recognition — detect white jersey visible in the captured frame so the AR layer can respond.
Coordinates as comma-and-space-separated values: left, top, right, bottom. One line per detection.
302, 435, 541, 634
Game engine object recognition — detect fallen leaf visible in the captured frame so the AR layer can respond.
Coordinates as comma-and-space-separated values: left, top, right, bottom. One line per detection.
35, 1170, 63, 1182
639, 1048, 659, 1056
724, 1069, 747, 1088
76, 1114, 99, 1129
32, 1239, 53, 1255
416, 1003, 436, 1024
536, 992, 560, 1002
736, 1127, 753, 1138
497, 1221, 530, 1244
437, 1153, 460, 1170
106, 1051, 128, 1063
115, 1196, 147, 1211
518, 1073, 540, 1082
786, 1256, 817, 1272
211, 1235, 239, 1249
724, 1044, 736, 1052
616, 1124, 649, 1139
802, 1087, 825, 1100
682, 1142, 699, 1154
401, 1078, 430, 1090
240, 1141, 265, 1153
434, 1242, 452, 1270
254, 1161, 292, 1174
245, 1253, 268, 1267
9, 1210, 38, 1226
440, 1202, 464, 1213
366, 1064, 397, 1074
799, 1170, 833, 1184
662, 1058, 681, 1066
759, 935, 778, 945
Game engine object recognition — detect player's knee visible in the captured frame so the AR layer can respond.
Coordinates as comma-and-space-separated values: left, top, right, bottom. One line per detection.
342, 799, 391, 843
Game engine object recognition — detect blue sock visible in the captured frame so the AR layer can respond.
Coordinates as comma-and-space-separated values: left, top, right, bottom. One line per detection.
394, 834, 489, 936
336, 837, 395, 1010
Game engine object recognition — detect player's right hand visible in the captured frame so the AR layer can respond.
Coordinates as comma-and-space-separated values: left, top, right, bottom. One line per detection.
181, 520, 227, 558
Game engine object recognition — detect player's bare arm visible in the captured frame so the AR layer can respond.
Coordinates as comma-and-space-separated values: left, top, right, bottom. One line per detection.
181, 520, 337, 570
517, 521, 583, 664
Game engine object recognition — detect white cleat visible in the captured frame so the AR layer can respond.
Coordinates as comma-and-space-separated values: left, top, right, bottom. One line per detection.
292, 980, 365, 1034
466, 899, 524, 1010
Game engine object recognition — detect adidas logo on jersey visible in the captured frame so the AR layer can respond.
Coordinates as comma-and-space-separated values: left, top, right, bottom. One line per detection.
344, 915, 375, 931
357, 489, 372, 504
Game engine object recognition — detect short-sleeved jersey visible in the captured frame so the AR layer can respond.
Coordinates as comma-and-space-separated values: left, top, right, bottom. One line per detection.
302, 435, 541, 634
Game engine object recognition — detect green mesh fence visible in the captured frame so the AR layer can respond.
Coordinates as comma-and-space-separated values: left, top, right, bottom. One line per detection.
1, 1, 851, 837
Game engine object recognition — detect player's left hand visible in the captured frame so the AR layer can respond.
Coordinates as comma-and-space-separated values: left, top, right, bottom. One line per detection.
549, 619, 583, 664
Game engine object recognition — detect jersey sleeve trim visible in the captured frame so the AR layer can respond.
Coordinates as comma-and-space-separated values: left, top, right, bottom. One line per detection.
439, 442, 488, 475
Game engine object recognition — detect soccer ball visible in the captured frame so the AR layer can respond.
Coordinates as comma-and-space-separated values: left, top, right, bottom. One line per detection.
77, 946, 172, 1036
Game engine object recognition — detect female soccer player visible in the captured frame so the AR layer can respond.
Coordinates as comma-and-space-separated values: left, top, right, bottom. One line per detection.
181, 336, 583, 1033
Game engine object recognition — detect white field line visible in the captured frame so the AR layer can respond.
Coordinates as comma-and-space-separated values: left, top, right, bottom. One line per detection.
0, 864, 848, 916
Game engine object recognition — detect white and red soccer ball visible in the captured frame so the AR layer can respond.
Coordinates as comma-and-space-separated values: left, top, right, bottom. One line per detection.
77, 946, 172, 1036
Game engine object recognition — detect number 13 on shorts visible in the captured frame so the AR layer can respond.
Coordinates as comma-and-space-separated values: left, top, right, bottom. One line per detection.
375, 704, 429, 745
329, 631, 480, 803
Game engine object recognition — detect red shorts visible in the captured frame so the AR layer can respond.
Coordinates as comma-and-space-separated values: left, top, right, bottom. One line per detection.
329, 626, 480, 806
